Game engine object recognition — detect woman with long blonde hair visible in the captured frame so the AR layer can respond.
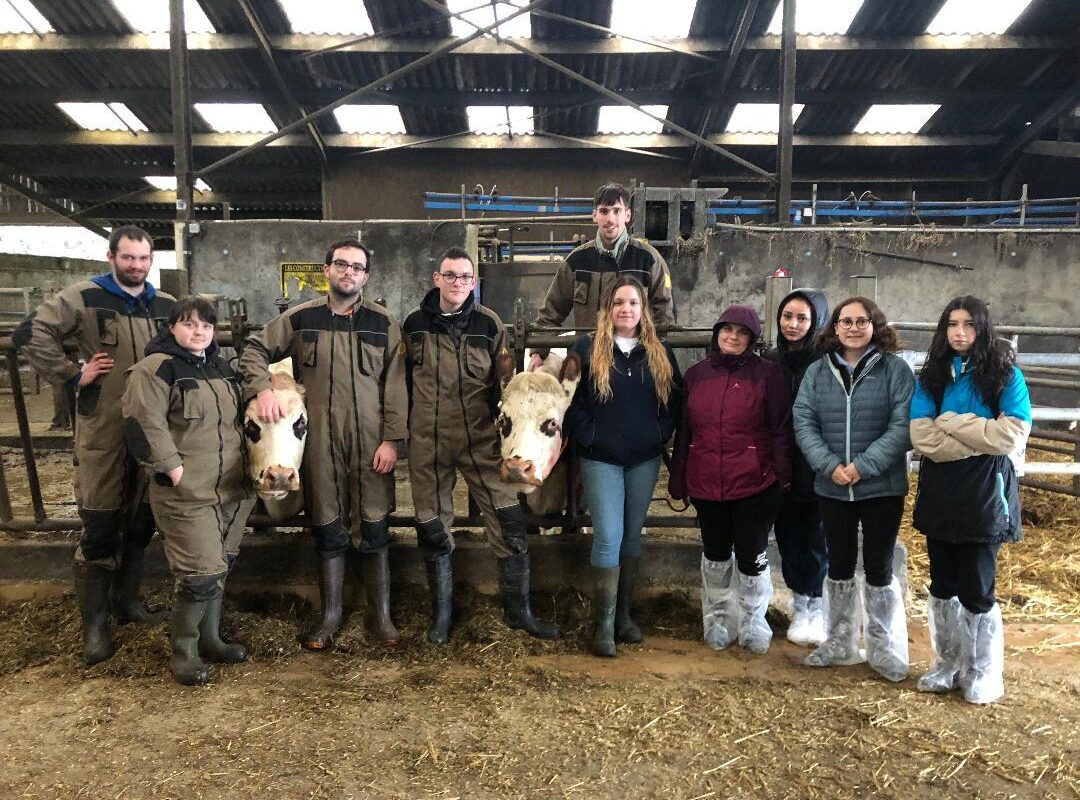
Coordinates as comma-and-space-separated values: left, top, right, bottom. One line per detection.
564, 276, 682, 657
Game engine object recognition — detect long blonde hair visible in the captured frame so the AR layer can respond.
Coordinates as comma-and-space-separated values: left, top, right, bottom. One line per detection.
590, 276, 674, 405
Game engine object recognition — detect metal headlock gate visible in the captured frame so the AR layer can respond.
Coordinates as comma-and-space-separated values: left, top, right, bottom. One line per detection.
1, 308, 1078, 535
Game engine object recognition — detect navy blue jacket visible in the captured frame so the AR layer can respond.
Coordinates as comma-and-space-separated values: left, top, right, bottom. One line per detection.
564, 335, 682, 467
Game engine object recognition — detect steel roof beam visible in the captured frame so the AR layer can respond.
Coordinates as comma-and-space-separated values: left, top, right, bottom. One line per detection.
233, 0, 326, 164
0, 162, 109, 238
0, 33, 1070, 54
0, 130, 1004, 148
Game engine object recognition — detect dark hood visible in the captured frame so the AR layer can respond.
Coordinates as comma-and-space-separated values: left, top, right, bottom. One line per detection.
709, 303, 762, 355
144, 327, 220, 362
420, 286, 476, 339
775, 288, 829, 354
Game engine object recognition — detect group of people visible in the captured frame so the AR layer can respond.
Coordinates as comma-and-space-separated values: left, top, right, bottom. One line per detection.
570, 256, 1029, 708
15, 182, 1030, 706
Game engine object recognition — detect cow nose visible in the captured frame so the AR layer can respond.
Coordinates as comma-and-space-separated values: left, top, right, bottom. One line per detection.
500, 456, 536, 484
264, 466, 298, 491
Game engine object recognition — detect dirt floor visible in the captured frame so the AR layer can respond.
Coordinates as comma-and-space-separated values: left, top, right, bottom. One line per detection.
2, 388, 1079, 798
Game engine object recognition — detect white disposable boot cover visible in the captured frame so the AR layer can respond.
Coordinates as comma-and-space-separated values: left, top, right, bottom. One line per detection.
701, 555, 739, 650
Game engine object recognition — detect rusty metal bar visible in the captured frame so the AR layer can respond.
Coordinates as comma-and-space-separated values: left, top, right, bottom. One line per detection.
4, 352, 46, 522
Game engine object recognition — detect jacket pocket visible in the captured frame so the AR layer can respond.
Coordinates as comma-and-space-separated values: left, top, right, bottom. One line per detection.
358, 334, 385, 377
76, 383, 100, 416
176, 378, 204, 420
573, 271, 592, 305
408, 332, 425, 366
95, 311, 119, 347
299, 329, 318, 368
464, 337, 491, 379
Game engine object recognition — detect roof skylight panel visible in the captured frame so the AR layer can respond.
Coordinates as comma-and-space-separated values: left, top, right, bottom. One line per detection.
766, 0, 864, 34
277, 0, 373, 35
333, 105, 407, 134
609, 0, 694, 39
0, 0, 53, 33
725, 103, 806, 133
144, 176, 212, 193
853, 104, 941, 134
466, 106, 534, 135
57, 102, 149, 132
194, 103, 278, 134
597, 105, 669, 135
925, 0, 1034, 35
446, 0, 531, 38
109, 0, 216, 33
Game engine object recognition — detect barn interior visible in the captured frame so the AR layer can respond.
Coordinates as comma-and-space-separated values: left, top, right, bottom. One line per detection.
0, 0, 1079, 797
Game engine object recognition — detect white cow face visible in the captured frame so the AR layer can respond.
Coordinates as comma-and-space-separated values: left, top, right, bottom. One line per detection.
244, 373, 307, 500
496, 352, 581, 493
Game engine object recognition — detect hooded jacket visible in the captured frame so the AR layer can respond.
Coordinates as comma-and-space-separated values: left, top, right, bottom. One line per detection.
122, 330, 249, 507
668, 309, 793, 502
763, 288, 830, 500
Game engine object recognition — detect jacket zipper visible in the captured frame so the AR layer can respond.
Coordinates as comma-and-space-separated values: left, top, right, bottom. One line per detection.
827, 353, 881, 501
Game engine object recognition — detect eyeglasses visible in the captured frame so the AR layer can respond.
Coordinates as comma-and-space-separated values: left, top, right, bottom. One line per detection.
837, 316, 872, 330
439, 271, 475, 285
330, 259, 369, 274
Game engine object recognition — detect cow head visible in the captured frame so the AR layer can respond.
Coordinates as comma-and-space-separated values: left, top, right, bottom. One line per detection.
496, 351, 581, 493
244, 369, 308, 500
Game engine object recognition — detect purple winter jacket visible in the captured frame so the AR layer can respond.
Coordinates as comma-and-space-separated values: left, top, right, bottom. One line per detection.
668, 349, 794, 502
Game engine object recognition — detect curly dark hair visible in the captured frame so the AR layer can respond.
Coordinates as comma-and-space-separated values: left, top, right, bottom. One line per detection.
918, 295, 1014, 416
815, 296, 901, 354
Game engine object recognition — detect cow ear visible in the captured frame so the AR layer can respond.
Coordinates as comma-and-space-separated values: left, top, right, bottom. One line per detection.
559, 351, 582, 384
495, 348, 516, 389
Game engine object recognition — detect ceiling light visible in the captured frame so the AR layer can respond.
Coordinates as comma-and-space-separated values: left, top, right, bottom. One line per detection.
109, 0, 215, 33
446, 0, 530, 38
0, 0, 53, 33
766, 0, 864, 34
278, 0, 372, 34
144, 176, 212, 193
467, 106, 534, 135
725, 103, 806, 133
57, 102, 148, 132
926, 0, 1033, 34
333, 105, 407, 134
610, 0, 694, 39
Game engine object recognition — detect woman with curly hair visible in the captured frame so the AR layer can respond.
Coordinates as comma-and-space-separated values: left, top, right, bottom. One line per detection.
910, 296, 1030, 704
793, 296, 913, 683
564, 276, 682, 657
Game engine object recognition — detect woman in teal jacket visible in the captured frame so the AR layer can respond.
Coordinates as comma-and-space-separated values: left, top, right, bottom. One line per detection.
792, 296, 914, 683
910, 296, 1030, 704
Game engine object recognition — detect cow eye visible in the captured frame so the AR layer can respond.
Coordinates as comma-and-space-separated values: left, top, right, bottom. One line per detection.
498, 414, 512, 438
293, 413, 307, 440
540, 418, 559, 437
244, 418, 262, 443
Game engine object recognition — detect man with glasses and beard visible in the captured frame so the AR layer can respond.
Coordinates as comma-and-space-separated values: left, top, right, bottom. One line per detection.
403, 246, 559, 646
240, 239, 407, 650
15, 225, 176, 665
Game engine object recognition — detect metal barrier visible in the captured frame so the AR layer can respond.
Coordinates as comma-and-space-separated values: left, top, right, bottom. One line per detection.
1, 310, 1078, 534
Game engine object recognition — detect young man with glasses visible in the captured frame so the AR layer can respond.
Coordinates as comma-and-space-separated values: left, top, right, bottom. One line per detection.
14, 225, 176, 665
239, 238, 407, 649
530, 182, 675, 368
403, 246, 559, 644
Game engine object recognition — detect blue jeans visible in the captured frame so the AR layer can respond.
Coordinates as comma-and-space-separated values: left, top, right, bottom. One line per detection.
773, 497, 829, 597
579, 456, 661, 568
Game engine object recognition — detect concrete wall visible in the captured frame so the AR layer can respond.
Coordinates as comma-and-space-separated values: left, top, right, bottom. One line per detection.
188, 219, 469, 324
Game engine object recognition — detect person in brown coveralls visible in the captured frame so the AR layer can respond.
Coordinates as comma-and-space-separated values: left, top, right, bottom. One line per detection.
239, 239, 407, 649
404, 246, 559, 645
123, 296, 255, 685
14, 225, 175, 665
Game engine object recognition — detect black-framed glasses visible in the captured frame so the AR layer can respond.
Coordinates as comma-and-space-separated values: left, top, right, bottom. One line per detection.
330, 259, 369, 274
439, 271, 475, 285
837, 316, 872, 330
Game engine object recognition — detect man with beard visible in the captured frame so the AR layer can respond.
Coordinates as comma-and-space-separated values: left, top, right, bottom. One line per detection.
404, 246, 559, 645
15, 225, 176, 665
240, 239, 407, 649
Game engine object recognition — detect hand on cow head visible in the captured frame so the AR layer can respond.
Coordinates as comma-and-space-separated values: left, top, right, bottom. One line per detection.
244, 384, 307, 499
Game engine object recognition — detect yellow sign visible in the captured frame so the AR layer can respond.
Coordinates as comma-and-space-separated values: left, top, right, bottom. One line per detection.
280, 262, 328, 298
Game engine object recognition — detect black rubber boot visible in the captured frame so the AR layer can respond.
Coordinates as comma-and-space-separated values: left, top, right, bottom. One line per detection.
615, 556, 643, 644
112, 539, 161, 624
362, 548, 400, 645
198, 585, 247, 664
73, 562, 115, 666
425, 554, 453, 646
170, 596, 210, 686
303, 554, 345, 651
591, 565, 619, 657
497, 553, 559, 640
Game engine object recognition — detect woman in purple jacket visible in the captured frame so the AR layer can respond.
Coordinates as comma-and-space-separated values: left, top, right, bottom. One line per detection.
669, 304, 793, 654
